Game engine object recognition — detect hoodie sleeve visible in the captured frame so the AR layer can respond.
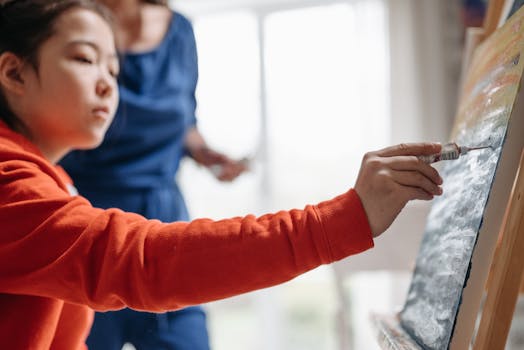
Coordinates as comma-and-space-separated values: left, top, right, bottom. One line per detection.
0, 156, 373, 312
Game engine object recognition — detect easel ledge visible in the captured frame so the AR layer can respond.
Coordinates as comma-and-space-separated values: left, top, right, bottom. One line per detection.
371, 312, 421, 350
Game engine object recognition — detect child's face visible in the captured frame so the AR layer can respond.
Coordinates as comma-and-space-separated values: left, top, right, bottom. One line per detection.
20, 7, 119, 162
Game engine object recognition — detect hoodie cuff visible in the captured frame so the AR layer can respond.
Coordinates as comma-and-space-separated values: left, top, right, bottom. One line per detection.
313, 189, 374, 262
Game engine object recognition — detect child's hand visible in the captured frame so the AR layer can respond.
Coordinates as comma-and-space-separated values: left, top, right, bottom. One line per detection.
354, 143, 443, 238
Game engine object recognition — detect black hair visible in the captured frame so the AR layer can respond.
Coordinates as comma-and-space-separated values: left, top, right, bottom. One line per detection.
144, 0, 168, 5
0, 0, 114, 131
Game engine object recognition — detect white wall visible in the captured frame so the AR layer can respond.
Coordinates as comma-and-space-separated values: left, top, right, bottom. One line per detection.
388, 0, 462, 144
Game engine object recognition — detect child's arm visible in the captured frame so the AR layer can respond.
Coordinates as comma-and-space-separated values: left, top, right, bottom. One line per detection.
0, 158, 372, 312
0, 142, 440, 312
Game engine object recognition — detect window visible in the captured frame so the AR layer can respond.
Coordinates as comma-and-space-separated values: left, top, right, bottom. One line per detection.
179, 11, 262, 219
177, 1, 389, 349
264, 2, 389, 208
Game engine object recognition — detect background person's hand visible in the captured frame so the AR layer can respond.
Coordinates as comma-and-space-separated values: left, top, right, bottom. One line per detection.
207, 153, 249, 182
354, 142, 443, 238
185, 127, 248, 181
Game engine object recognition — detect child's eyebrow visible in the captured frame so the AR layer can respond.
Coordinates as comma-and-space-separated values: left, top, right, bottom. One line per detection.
65, 40, 118, 59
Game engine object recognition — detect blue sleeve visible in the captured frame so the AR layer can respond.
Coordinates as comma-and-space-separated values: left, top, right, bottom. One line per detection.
181, 13, 198, 129
176, 13, 199, 158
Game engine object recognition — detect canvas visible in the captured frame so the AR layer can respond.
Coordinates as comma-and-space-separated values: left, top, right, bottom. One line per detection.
398, 6, 524, 350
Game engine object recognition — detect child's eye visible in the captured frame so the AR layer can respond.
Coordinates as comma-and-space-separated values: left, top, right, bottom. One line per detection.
74, 56, 93, 64
109, 69, 119, 78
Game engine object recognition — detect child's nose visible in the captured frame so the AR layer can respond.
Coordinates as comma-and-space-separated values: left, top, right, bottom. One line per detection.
96, 78, 113, 98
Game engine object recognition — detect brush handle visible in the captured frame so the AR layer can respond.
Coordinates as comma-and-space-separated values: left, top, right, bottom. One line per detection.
418, 143, 461, 164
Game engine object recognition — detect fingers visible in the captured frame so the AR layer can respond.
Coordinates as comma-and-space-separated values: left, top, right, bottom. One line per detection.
213, 160, 249, 182
390, 169, 442, 196
398, 185, 435, 201
386, 156, 443, 186
217, 167, 242, 181
375, 142, 441, 157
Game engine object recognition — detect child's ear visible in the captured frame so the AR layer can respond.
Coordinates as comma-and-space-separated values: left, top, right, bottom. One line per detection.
0, 52, 25, 95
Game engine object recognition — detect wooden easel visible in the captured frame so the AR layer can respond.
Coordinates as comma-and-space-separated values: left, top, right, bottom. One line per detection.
460, 0, 507, 90
473, 149, 524, 349
483, 0, 507, 39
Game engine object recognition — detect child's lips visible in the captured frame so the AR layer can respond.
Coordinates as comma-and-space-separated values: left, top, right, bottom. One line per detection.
92, 106, 111, 121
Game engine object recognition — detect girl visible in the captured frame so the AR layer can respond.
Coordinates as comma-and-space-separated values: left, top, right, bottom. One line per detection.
0, 1, 442, 349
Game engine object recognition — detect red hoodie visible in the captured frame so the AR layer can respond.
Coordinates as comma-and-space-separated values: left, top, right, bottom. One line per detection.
0, 121, 373, 349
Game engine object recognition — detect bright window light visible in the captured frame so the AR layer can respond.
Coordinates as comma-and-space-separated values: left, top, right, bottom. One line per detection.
265, 1, 389, 209
178, 2, 389, 349
179, 11, 262, 219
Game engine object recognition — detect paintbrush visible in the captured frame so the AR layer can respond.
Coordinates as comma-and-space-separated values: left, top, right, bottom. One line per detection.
418, 142, 493, 164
